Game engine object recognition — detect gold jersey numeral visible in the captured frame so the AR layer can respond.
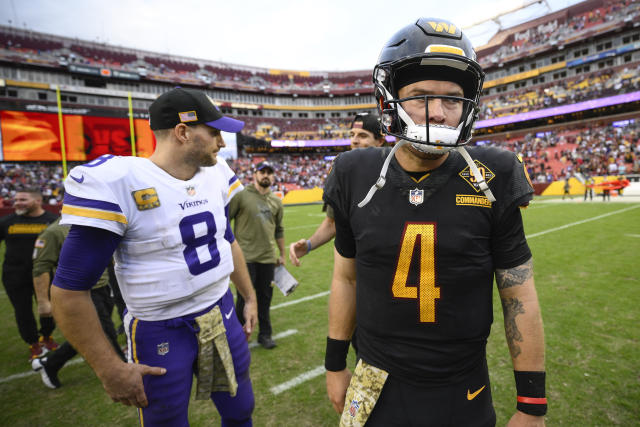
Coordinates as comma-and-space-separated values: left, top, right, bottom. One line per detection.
391, 223, 440, 323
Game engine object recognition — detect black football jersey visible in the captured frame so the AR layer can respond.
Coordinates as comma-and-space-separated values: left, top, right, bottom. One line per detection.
323, 146, 533, 386
0, 211, 59, 273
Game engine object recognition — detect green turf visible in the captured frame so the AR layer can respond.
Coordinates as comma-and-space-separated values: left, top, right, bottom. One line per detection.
0, 199, 638, 426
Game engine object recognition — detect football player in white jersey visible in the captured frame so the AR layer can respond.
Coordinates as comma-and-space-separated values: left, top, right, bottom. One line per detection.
51, 88, 258, 426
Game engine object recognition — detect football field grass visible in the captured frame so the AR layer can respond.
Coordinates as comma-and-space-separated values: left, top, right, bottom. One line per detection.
0, 199, 639, 426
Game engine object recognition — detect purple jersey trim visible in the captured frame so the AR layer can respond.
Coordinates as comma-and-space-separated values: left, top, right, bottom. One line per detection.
224, 206, 235, 244
53, 225, 122, 291
229, 175, 238, 186
63, 193, 123, 213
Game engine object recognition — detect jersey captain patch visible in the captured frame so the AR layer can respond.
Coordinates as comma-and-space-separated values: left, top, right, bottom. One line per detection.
458, 160, 495, 193
132, 188, 160, 211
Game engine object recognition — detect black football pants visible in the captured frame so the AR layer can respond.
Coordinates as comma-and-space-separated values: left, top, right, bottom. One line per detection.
235, 262, 275, 339
46, 285, 124, 370
365, 359, 496, 426
3, 271, 55, 345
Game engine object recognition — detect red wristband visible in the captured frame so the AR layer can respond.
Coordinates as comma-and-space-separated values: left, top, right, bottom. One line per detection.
517, 396, 548, 405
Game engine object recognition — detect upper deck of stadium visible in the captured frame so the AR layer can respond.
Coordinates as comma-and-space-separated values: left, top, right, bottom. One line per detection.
0, 0, 637, 98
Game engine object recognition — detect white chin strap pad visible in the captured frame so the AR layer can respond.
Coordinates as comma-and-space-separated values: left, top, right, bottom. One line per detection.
397, 104, 462, 155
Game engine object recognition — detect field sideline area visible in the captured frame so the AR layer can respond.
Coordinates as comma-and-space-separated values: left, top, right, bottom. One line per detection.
1, 199, 639, 426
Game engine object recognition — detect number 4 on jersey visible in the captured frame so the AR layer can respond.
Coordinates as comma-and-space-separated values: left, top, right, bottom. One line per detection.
391, 223, 440, 323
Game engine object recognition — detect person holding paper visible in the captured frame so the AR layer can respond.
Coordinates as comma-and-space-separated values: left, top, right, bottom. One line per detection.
229, 161, 285, 349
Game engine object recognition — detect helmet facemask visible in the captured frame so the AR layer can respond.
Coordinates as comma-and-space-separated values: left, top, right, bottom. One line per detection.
374, 53, 483, 154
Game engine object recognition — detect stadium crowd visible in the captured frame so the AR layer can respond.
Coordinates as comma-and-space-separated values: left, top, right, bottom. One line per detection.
477, 0, 640, 68
479, 64, 640, 121
0, 120, 636, 200
4, 1, 637, 97
488, 120, 640, 183
228, 154, 331, 192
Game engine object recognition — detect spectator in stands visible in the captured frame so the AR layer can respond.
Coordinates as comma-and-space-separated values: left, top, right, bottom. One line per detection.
288, 112, 386, 267
229, 161, 285, 349
0, 189, 58, 360
31, 218, 125, 389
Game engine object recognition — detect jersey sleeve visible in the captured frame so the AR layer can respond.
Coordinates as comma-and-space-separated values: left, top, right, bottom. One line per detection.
491, 150, 535, 222
323, 154, 356, 258
489, 150, 533, 269
60, 155, 129, 236
217, 157, 244, 205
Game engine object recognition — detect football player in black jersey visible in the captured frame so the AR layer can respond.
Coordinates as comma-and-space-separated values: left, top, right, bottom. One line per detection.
323, 18, 546, 426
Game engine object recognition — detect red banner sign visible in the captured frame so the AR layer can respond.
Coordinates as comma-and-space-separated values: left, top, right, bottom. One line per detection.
1, 110, 155, 161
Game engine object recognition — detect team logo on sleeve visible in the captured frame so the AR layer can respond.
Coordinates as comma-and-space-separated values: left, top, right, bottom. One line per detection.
459, 161, 495, 193
409, 188, 424, 206
131, 188, 161, 211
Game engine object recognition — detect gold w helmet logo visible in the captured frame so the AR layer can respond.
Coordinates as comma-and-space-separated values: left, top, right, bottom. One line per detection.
427, 21, 458, 35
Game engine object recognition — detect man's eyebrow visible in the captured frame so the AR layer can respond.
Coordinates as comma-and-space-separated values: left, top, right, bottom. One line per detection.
407, 89, 464, 97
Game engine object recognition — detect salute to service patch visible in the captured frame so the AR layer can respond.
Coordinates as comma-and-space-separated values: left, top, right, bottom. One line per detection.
458, 160, 495, 193
131, 188, 160, 211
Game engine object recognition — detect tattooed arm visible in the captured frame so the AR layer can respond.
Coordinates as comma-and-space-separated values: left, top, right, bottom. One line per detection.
496, 257, 545, 370
497, 258, 546, 426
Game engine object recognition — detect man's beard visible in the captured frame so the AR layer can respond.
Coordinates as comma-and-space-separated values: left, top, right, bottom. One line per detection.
258, 178, 271, 188
15, 208, 27, 216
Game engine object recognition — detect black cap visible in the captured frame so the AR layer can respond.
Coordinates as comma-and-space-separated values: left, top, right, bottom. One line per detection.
255, 161, 275, 172
149, 87, 245, 132
351, 112, 383, 138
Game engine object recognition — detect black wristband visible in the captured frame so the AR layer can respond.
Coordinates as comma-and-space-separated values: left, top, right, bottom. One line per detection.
324, 337, 350, 371
514, 371, 547, 416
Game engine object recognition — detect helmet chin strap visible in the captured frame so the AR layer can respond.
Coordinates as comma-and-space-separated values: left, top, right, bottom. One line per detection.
357, 139, 409, 208
397, 100, 495, 203
358, 89, 495, 207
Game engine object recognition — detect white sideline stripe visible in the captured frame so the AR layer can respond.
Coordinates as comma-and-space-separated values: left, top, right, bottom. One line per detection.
625, 234, 640, 238
270, 365, 325, 395
526, 205, 640, 239
248, 329, 298, 349
0, 357, 84, 384
271, 291, 330, 310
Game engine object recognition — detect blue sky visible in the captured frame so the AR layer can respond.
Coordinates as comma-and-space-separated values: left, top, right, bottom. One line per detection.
4, 0, 584, 71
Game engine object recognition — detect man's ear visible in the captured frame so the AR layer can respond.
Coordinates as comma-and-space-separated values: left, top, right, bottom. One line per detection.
173, 123, 190, 144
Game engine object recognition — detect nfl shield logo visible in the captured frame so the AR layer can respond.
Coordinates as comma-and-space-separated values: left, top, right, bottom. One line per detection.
186, 186, 196, 196
157, 342, 169, 356
349, 399, 360, 417
409, 188, 424, 206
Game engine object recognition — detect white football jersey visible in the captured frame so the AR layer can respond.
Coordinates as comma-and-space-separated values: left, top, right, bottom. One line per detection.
60, 154, 244, 320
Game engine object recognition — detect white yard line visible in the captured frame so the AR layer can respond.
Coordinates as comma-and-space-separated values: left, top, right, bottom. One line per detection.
271, 291, 330, 311
270, 365, 325, 395
526, 205, 640, 239
0, 357, 84, 384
